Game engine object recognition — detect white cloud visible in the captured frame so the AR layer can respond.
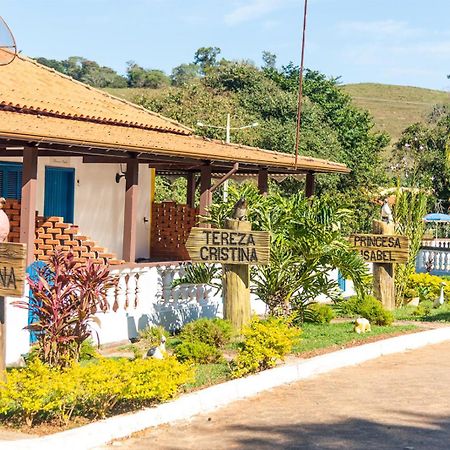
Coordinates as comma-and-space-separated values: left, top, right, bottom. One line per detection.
338, 19, 421, 39
225, 0, 285, 26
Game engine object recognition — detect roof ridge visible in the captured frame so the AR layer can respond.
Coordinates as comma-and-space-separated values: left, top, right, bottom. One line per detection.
18, 53, 194, 134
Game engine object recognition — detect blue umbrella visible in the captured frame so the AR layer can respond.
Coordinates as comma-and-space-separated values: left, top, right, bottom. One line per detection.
424, 213, 450, 222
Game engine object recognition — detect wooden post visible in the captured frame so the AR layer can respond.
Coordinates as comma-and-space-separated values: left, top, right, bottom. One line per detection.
123, 157, 139, 262
305, 172, 315, 198
199, 164, 212, 227
20, 147, 38, 266
149, 167, 156, 258
223, 219, 251, 330
186, 172, 196, 208
0, 296, 5, 379
258, 168, 269, 196
372, 220, 396, 310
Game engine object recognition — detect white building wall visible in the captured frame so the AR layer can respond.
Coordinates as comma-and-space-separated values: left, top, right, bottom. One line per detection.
5, 293, 30, 366
1, 156, 152, 260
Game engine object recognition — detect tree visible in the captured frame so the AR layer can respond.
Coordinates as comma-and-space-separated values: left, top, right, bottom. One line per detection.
194, 46, 221, 73
171, 63, 200, 86
208, 183, 369, 317
34, 56, 127, 88
126, 61, 169, 88
262, 51, 276, 69
392, 121, 450, 202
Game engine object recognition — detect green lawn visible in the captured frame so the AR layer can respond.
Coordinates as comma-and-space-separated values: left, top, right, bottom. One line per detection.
186, 363, 231, 390
184, 322, 418, 389
394, 302, 450, 322
292, 322, 417, 354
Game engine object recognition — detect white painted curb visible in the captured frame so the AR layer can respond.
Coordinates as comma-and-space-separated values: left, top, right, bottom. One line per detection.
4, 326, 450, 450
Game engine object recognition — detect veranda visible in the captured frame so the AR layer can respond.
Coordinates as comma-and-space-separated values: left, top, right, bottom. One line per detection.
0, 54, 350, 364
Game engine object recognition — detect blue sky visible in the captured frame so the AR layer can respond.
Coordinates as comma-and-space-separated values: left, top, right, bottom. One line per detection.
2, 0, 450, 89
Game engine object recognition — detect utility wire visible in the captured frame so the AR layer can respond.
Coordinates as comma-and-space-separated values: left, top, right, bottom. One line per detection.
294, 0, 308, 169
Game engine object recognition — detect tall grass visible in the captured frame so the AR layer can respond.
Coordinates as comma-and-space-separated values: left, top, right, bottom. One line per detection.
394, 188, 428, 306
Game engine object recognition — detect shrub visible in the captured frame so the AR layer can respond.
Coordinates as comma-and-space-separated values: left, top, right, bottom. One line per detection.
138, 325, 169, 346
14, 250, 116, 367
180, 318, 233, 349
304, 303, 335, 324
79, 339, 99, 361
407, 273, 450, 303
232, 316, 301, 378
174, 341, 223, 364
338, 295, 393, 326
0, 357, 192, 426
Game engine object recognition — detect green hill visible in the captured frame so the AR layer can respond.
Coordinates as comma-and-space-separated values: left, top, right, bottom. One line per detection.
341, 83, 449, 142
106, 83, 450, 145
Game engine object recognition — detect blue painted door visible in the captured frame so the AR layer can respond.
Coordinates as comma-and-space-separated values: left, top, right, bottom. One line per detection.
337, 270, 346, 292
44, 167, 75, 223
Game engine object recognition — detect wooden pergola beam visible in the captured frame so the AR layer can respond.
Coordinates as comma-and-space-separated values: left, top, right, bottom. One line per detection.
20, 147, 38, 266
186, 173, 196, 208
258, 167, 269, 196
122, 156, 139, 262
305, 172, 315, 198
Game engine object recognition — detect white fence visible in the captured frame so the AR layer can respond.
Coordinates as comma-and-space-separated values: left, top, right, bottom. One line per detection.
5, 263, 354, 366
417, 241, 450, 276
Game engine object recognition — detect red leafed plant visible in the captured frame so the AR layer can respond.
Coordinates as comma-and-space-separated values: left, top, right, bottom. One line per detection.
14, 250, 116, 367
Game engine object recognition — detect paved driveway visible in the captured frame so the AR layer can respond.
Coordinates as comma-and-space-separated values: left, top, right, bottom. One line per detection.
106, 341, 450, 449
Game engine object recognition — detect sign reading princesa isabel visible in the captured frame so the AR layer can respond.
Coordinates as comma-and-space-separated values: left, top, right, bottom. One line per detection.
186, 227, 270, 265
0, 242, 26, 297
349, 234, 409, 263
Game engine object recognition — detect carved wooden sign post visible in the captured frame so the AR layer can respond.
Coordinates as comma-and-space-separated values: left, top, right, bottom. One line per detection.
186, 223, 270, 330
0, 242, 27, 377
349, 234, 409, 264
350, 221, 409, 311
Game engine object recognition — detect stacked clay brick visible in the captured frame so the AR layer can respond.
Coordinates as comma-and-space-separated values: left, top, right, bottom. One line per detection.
34, 216, 123, 265
3, 199, 22, 243
151, 202, 198, 260
3, 199, 123, 266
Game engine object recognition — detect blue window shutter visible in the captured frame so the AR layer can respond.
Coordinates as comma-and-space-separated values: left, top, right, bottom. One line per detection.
0, 162, 23, 199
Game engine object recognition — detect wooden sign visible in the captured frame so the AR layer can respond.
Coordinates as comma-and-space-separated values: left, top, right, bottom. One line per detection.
186, 227, 270, 265
349, 234, 409, 263
0, 243, 26, 297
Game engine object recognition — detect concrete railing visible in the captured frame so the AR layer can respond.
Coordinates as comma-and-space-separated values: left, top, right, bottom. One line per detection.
417, 245, 450, 275
91, 263, 221, 345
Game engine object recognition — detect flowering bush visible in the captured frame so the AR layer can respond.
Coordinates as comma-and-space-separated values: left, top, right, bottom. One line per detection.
232, 316, 301, 378
407, 273, 450, 302
0, 357, 193, 426
14, 250, 116, 367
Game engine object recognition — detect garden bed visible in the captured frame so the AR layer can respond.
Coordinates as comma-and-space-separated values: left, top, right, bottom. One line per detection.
0, 321, 419, 439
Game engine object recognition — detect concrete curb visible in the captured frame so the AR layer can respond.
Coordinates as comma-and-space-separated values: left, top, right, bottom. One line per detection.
5, 326, 450, 450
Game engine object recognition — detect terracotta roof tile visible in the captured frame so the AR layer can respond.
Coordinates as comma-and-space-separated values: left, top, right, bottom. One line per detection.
0, 54, 192, 135
0, 54, 350, 174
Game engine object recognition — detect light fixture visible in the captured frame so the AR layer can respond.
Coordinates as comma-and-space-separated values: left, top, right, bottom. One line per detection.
115, 172, 126, 183
115, 163, 126, 183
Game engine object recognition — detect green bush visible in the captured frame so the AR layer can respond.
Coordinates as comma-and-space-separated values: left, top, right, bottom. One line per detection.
138, 325, 169, 346
174, 341, 223, 364
0, 357, 193, 426
304, 303, 335, 324
180, 318, 233, 349
338, 295, 393, 326
232, 316, 301, 378
407, 273, 450, 302
79, 339, 99, 361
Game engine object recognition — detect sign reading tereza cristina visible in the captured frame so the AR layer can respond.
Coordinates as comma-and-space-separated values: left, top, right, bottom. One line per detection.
349, 234, 409, 263
186, 227, 270, 265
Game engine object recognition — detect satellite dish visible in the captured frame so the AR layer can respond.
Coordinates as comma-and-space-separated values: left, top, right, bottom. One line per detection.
0, 16, 17, 66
